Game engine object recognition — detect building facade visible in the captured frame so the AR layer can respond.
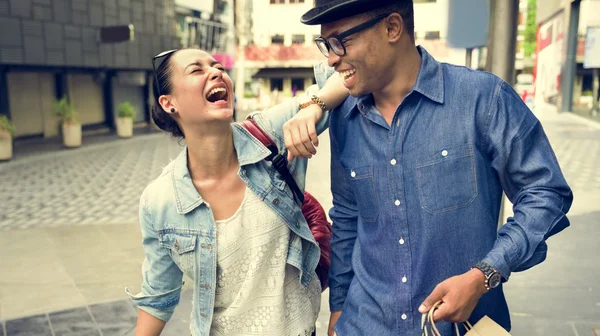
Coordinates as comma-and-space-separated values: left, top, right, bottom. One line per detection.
175, 0, 235, 70
243, 0, 498, 108
533, 0, 600, 109
0, 0, 181, 139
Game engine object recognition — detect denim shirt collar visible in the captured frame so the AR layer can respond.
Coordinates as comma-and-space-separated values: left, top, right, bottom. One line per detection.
171, 124, 272, 215
348, 46, 445, 118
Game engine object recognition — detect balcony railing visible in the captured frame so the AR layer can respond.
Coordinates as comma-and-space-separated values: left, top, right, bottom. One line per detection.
180, 17, 230, 53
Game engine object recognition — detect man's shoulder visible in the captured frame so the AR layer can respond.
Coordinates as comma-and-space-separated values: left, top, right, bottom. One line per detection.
441, 62, 504, 91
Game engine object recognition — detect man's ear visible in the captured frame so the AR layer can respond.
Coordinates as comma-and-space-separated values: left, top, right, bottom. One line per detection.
385, 13, 403, 43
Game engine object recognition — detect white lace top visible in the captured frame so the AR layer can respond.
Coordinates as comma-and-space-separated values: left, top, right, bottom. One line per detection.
209, 188, 321, 336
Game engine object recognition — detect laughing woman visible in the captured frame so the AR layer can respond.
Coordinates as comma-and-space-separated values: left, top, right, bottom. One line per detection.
126, 48, 347, 336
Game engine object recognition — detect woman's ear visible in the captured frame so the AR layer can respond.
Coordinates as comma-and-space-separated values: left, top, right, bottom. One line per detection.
159, 95, 176, 114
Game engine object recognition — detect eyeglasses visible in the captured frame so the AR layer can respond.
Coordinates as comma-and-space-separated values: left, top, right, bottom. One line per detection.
152, 49, 178, 96
314, 14, 390, 58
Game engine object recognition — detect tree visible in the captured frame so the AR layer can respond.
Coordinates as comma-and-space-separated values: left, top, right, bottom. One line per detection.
523, 0, 537, 57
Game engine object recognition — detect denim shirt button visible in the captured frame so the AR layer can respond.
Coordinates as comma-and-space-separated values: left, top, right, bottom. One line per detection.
402, 275, 407, 283
399, 237, 405, 245
394, 200, 401, 206
390, 158, 397, 165
350, 170, 356, 178
441, 150, 448, 157
273, 198, 280, 205
401, 313, 407, 320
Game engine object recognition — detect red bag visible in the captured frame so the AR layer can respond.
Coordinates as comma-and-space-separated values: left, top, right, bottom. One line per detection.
240, 118, 332, 290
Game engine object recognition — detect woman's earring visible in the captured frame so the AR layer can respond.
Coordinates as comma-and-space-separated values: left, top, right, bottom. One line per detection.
170, 108, 175, 113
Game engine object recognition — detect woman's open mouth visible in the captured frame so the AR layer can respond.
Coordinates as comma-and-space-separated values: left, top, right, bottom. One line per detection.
206, 86, 228, 104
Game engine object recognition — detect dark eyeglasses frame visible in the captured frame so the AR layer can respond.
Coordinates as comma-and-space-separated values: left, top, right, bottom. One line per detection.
152, 49, 178, 96
314, 13, 390, 57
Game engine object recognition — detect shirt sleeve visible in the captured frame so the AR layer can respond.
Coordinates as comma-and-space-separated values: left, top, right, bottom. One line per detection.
481, 81, 573, 280
328, 131, 359, 312
248, 61, 335, 150
125, 188, 184, 322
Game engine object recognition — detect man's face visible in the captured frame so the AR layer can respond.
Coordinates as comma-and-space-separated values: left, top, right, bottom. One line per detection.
320, 14, 392, 97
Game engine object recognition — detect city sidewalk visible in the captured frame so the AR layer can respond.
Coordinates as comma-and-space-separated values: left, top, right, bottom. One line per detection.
1, 107, 599, 335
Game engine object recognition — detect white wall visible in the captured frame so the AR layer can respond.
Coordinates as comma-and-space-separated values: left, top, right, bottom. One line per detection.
252, 1, 321, 46
176, 0, 213, 14
579, 0, 600, 35
414, 0, 449, 39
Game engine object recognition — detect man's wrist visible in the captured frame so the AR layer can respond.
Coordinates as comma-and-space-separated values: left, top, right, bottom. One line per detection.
467, 268, 489, 296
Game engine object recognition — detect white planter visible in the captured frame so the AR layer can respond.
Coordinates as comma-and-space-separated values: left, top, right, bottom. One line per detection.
62, 123, 82, 148
0, 132, 12, 160
116, 117, 133, 138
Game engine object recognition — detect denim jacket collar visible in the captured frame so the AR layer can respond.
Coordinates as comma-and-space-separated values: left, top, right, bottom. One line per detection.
171, 124, 272, 215
347, 46, 445, 119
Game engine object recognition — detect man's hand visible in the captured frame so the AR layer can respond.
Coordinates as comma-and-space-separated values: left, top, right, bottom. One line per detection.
418, 269, 488, 323
328, 311, 342, 336
283, 104, 322, 161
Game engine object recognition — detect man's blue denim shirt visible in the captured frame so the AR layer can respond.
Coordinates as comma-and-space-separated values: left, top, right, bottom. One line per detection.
328, 47, 573, 335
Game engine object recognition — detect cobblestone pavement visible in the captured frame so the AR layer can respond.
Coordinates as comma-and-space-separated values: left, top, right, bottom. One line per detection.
0, 134, 184, 231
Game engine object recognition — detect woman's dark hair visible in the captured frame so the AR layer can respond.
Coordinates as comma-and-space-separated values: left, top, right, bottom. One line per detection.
152, 51, 185, 138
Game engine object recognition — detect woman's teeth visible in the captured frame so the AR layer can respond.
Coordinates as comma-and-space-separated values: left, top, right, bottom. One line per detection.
206, 87, 227, 102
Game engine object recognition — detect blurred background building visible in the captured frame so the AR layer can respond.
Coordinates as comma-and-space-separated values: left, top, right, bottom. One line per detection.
0, 0, 182, 140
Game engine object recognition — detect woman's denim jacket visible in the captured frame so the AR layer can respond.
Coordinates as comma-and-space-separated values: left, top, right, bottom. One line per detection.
126, 63, 334, 335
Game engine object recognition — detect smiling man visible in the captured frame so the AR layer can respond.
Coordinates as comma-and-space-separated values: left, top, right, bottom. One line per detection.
301, 0, 574, 335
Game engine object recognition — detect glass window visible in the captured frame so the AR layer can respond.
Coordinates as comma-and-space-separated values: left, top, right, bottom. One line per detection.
271, 35, 284, 44
270, 78, 284, 91
292, 34, 305, 44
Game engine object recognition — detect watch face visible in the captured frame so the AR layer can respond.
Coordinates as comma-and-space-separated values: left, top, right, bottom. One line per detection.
489, 273, 502, 288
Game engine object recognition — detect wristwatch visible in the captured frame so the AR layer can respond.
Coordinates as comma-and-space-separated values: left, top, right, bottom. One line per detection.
298, 94, 327, 112
473, 261, 502, 291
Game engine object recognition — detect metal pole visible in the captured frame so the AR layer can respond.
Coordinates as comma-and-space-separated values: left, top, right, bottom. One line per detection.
235, 0, 247, 121
592, 68, 600, 116
486, 0, 519, 85
486, 0, 519, 227
465, 48, 473, 68
561, 0, 581, 113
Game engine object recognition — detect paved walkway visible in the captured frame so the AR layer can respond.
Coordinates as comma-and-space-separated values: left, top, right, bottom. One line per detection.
1, 107, 599, 335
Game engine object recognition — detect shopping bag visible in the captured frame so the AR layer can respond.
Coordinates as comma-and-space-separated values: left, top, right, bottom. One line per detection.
421, 301, 511, 336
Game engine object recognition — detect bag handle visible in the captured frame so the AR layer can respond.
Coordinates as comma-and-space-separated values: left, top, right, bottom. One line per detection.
421, 301, 473, 336
239, 118, 305, 204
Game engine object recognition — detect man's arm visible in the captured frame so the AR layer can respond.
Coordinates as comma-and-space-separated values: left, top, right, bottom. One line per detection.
420, 80, 573, 322
481, 81, 573, 277
328, 132, 359, 334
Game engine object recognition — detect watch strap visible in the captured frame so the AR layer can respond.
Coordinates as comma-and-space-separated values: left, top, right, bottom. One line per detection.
473, 261, 498, 291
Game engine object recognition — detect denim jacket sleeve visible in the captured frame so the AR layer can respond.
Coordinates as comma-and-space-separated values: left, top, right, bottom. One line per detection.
327, 131, 359, 312
249, 61, 335, 154
482, 81, 573, 280
125, 188, 184, 322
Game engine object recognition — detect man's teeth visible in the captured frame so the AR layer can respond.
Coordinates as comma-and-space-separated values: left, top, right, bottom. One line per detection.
341, 69, 356, 79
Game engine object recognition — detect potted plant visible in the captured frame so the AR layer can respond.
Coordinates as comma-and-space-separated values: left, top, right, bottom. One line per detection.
54, 96, 81, 148
0, 115, 15, 161
116, 101, 135, 138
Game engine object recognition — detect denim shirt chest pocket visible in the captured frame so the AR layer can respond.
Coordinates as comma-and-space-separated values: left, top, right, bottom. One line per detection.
345, 165, 378, 222
415, 143, 478, 214
158, 230, 198, 277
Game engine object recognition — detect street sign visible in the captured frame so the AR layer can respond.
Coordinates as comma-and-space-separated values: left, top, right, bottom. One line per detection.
447, 0, 489, 49
583, 26, 600, 69
98, 24, 135, 43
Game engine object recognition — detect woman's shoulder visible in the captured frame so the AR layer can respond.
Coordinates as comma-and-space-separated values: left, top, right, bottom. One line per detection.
139, 160, 177, 215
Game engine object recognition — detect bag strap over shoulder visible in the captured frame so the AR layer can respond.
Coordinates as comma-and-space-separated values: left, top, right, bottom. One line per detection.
239, 118, 305, 204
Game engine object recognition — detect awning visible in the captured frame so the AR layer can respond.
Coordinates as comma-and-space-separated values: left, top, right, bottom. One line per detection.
252, 67, 315, 79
